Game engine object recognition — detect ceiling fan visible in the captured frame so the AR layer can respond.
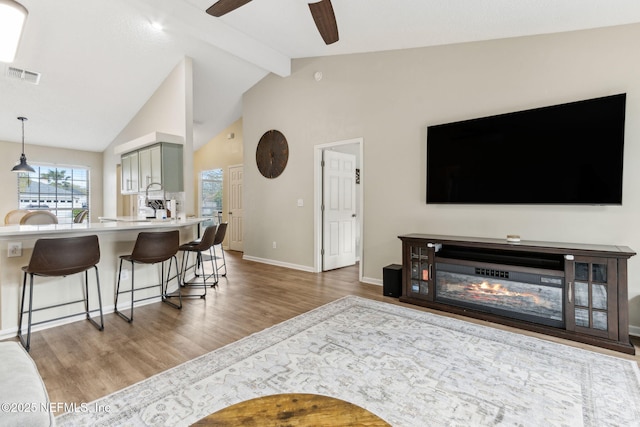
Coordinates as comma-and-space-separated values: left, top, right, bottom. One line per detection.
206, 0, 339, 45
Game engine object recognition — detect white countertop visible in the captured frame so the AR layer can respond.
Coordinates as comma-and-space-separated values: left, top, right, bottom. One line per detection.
0, 217, 206, 238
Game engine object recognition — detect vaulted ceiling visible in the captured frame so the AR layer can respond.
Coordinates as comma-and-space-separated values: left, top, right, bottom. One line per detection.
1, 0, 639, 152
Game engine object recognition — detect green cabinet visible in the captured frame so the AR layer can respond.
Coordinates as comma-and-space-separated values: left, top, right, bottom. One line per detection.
121, 143, 183, 194
121, 151, 139, 194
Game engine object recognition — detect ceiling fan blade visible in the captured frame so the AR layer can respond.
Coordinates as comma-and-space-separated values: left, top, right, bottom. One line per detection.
206, 0, 252, 17
308, 0, 339, 45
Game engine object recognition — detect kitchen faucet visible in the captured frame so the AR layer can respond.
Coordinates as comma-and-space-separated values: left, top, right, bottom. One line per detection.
144, 182, 165, 216
145, 181, 164, 204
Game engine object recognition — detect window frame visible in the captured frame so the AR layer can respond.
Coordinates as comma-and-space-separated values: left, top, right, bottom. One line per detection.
16, 164, 90, 224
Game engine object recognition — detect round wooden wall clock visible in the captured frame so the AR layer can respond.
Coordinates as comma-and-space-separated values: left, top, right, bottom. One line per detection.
256, 129, 289, 179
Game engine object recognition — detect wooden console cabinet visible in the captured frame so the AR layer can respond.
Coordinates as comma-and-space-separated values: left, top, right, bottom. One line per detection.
398, 234, 636, 354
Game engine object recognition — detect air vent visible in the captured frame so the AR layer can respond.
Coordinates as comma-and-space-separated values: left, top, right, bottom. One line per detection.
6, 66, 41, 85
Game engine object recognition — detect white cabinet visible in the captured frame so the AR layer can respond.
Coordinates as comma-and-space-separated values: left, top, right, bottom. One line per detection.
120, 143, 183, 194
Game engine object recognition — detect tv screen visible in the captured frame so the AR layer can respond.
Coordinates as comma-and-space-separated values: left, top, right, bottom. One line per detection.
426, 94, 626, 205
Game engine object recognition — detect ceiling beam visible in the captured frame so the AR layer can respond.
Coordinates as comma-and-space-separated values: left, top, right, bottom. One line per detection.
133, 0, 291, 77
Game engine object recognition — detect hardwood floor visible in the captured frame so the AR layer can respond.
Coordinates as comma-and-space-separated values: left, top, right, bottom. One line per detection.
17, 250, 640, 407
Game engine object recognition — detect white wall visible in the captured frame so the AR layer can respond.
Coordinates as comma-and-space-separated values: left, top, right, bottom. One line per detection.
242, 24, 640, 326
103, 57, 195, 217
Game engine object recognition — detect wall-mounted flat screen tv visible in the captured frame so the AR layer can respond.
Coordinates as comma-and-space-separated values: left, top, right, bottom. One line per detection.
426, 93, 626, 205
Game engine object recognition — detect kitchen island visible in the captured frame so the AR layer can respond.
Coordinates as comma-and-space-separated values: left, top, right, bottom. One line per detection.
0, 217, 206, 339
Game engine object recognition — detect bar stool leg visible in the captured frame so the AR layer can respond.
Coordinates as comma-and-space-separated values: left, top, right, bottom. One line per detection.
95, 265, 104, 329
212, 245, 226, 285
162, 256, 183, 309
115, 258, 134, 323
220, 246, 227, 277
17, 273, 35, 352
130, 263, 135, 320
209, 247, 219, 286
17, 273, 26, 343
191, 252, 207, 298
84, 266, 104, 331
178, 250, 213, 298
180, 251, 191, 286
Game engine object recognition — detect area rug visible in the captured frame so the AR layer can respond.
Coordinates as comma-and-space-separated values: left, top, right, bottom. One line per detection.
56, 296, 640, 426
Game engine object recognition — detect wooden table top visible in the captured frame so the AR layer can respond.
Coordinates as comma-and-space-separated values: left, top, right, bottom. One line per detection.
191, 393, 391, 426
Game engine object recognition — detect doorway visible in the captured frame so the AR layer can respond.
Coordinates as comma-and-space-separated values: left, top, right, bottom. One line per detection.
314, 138, 363, 280
228, 164, 244, 252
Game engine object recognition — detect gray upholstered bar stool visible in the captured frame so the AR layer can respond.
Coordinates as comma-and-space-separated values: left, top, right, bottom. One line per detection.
18, 235, 104, 352
178, 225, 218, 298
115, 230, 182, 322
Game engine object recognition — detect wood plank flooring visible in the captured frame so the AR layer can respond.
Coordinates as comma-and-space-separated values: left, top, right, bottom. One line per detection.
17, 250, 640, 407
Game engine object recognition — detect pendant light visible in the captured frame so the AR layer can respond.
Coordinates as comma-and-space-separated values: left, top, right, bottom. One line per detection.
0, 0, 28, 63
11, 116, 35, 173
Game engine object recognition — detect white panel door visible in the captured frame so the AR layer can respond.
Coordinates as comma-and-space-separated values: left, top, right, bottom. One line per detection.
229, 165, 244, 252
322, 150, 356, 270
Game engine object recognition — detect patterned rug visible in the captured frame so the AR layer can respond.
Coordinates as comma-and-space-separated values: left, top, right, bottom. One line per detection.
56, 296, 640, 426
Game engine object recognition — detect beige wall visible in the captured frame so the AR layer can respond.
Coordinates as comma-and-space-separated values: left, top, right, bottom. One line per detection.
193, 118, 243, 224
242, 24, 640, 327
0, 141, 103, 222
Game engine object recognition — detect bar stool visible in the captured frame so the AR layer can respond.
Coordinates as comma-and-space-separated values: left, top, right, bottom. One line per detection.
178, 225, 218, 298
18, 235, 104, 352
115, 230, 182, 322
211, 222, 228, 279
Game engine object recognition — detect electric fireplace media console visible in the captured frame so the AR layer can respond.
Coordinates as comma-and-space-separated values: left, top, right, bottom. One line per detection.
398, 234, 636, 354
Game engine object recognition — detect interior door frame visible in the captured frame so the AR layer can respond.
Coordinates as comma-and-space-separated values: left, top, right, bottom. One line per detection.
228, 163, 244, 252
314, 137, 364, 280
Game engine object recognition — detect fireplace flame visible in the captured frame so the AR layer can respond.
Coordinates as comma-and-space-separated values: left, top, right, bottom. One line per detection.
470, 280, 541, 304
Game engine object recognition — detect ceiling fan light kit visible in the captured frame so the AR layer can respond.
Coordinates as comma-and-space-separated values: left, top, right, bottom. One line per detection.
206, 0, 339, 45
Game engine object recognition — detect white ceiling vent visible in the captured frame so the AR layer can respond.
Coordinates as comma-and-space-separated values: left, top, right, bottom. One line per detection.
6, 66, 41, 85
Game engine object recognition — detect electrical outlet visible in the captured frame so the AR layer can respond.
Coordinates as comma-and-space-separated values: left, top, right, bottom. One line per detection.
120, 269, 130, 280
272, 241, 277, 249
8, 242, 22, 257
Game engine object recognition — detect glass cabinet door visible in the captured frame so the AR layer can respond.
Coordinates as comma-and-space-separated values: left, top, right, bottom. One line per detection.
407, 244, 435, 301
566, 256, 618, 340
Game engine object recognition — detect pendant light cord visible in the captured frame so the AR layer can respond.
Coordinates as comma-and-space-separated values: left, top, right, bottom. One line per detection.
18, 116, 27, 154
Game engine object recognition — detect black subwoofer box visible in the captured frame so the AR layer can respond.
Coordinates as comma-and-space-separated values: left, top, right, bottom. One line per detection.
383, 264, 403, 298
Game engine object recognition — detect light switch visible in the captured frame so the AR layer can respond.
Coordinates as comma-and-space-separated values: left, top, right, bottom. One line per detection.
297, 198, 304, 207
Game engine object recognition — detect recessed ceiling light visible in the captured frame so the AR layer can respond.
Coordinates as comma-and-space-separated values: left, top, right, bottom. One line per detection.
151, 21, 163, 31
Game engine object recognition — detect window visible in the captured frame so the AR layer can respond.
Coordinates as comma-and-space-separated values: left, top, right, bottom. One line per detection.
200, 169, 223, 226
17, 165, 89, 224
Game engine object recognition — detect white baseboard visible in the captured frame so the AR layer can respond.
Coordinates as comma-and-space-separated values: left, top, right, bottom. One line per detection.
241, 255, 316, 273
629, 325, 640, 337
362, 276, 383, 286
